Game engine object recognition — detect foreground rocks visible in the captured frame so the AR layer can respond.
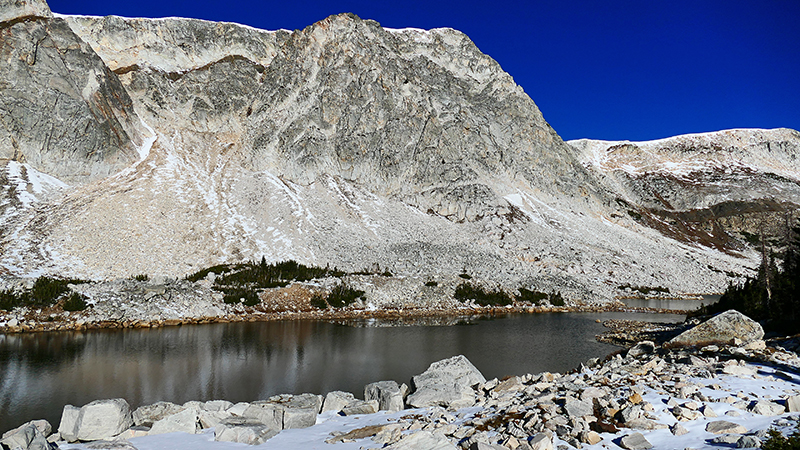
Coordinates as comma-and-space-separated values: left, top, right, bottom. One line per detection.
6, 311, 800, 450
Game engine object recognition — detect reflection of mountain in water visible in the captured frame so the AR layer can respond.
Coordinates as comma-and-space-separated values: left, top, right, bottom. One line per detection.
330, 315, 487, 328
0, 312, 684, 431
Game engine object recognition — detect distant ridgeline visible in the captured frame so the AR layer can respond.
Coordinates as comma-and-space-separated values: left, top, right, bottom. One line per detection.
693, 217, 799, 334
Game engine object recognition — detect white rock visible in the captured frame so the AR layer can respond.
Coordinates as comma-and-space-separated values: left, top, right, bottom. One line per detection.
619, 432, 653, 450
365, 381, 408, 412
748, 400, 786, 416
406, 355, 486, 409
0, 421, 51, 450
148, 408, 199, 435
214, 418, 278, 445
384, 430, 457, 450
706, 420, 748, 434
528, 433, 554, 450
321, 391, 357, 413
341, 400, 379, 416
786, 395, 800, 413
59, 399, 133, 442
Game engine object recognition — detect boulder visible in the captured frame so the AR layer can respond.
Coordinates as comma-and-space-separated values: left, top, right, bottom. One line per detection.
748, 400, 786, 416
579, 431, 602, 445
706, 420, 748, 434
132, 402, 184, 427
199, 410, 230, 429
202, 400, 233, 412
564, 399, 593, 418
528, 433, 553, 450
627, 341, 656, 358
321, 391, 358, 413
214, 418, 279, 445
280, 394, 323, 429
365, 381, 408, 412
669, 423, 688, 436
787, 395, 800, 413
0, 421, 51, 450
668, 310, 764, 347
406, 355, 486, 409
341, 400, 379, 416
241, 403, 283, 431
147, 408, 199, 435
618, 432, 653, 450
737, 436, 762, 448
580, 387, 608, 401
385, 430, 457, 450
58, 399, 133, 442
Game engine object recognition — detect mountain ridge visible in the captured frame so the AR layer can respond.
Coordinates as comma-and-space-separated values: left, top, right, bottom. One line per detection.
1, 0, 798, 301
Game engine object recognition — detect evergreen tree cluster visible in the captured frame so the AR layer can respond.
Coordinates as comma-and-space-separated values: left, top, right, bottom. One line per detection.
695, 217, 799, 334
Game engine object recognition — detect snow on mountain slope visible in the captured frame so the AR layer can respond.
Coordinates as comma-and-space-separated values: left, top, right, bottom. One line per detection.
0, 7, 786, 300
570, 129, 800, 254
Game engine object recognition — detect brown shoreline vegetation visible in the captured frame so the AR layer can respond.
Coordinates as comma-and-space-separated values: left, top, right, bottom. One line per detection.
0, 299, 690, 335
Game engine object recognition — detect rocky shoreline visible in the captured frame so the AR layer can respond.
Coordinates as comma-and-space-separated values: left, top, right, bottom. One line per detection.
3, 310, 800, 450
0, 275, 696, 334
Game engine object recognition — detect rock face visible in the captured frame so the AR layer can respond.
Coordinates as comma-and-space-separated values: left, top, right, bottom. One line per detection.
406, 355, 486, 409
0, 0, 52, 23
571, 129, 800, 254
0, 9, 144, 184
58, 399, 133, 442
1, 0, 797, 301
668, 310, 764, 347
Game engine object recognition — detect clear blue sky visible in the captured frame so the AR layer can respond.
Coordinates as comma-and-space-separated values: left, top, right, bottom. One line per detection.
49, 0, 799, 142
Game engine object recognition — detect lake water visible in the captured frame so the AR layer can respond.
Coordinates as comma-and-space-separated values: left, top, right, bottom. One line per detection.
0, 311, 684, 433
620, 295, 721, 311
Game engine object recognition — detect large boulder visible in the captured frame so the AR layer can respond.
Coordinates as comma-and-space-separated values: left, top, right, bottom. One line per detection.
0, 420, 52, 450
278, 394, 322, 429
241, 403, 283, 431
241, 393, 322, 431
668, 310, 764, 347
321, 391, 358, 413
365, 381, 408, 412
131, 401, 184, 427
58, 399, 133, 442
406, 355, 486, 409
147, 408, 199, 435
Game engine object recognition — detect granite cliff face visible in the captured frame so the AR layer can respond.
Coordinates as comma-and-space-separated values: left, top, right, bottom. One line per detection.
1, 0, 798, 300
0, 0, 145, 184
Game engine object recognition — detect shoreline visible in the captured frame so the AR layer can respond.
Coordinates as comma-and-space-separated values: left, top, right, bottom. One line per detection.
0, 302, 690, 334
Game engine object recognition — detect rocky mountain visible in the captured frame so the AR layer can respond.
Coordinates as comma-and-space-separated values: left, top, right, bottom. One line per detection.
1, 0, 798, 300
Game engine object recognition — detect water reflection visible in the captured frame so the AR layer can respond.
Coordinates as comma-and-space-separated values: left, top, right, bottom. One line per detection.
619, 295, 720, 311
0, 311, 683, 432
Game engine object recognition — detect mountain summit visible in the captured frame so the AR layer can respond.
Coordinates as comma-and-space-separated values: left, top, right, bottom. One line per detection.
1, 0, 798, 300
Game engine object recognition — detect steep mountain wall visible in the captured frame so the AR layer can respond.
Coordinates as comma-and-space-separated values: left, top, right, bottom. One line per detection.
1, 2, 796, 300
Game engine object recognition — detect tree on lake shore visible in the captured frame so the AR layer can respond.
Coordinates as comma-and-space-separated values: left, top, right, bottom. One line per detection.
694, 215, 799, 334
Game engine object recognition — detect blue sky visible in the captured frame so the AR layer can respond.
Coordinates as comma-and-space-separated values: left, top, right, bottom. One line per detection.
49, 0, 799, 142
